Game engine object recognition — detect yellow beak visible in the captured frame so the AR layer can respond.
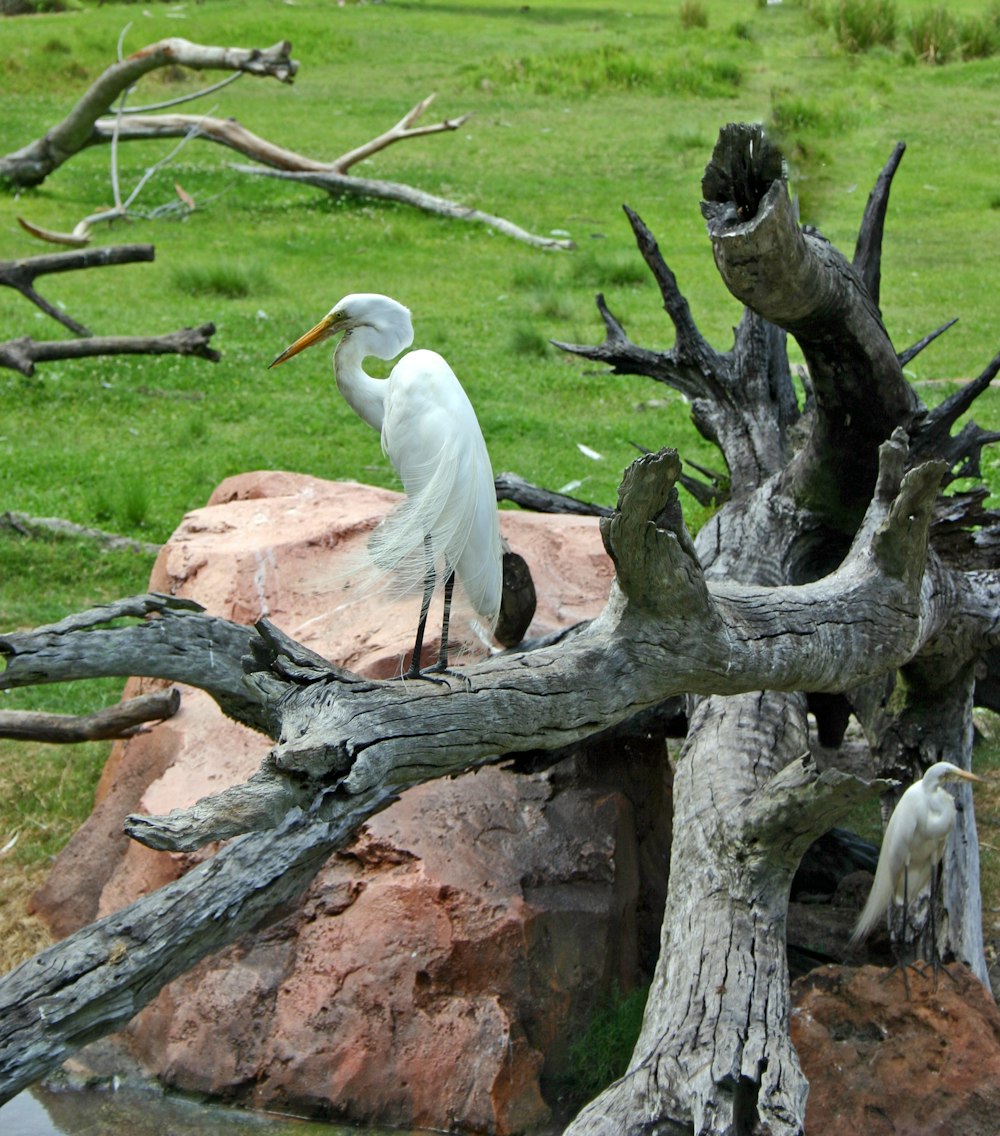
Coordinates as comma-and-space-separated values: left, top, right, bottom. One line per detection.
954, 769, 985, 783
268, 312, 338, 369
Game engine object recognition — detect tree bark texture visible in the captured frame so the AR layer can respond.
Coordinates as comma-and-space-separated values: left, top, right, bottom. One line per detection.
1, 124, 999, 1134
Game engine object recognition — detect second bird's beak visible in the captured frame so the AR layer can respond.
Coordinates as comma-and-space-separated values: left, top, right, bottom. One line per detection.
954, 769, 985, 783
268, 313, 338, 369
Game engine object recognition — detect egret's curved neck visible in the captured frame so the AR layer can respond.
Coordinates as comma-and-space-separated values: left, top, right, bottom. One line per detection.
334, 331, 387, 431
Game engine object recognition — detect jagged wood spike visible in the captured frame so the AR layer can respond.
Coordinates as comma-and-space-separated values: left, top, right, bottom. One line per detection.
853, 141, 906, 309
898, 317, 958, 367
919, 348, 1000, 438
622, 204, 721, 368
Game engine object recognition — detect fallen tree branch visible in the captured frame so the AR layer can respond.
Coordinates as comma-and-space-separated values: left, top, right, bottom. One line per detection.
234, 165, 574, 250
0, 38, 297, 188
3, 35, 556, 251
1, 511, 162, 555
0, 245, 156, 337
493, 471, 612, 516
89, 93, 470, 175
0, 781, 398, 1107
0, 689, 180, 743
0, 325, 220, 377
0, 439, 967, 856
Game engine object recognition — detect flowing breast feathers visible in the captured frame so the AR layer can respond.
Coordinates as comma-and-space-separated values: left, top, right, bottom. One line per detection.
367, 350, 502, 624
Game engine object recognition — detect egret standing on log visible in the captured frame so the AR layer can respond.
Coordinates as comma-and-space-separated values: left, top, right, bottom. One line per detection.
269, 293, 502, 680
849, 761, 983, 979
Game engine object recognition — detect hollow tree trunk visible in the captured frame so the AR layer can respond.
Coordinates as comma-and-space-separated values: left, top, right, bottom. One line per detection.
556, 124, 999, 1134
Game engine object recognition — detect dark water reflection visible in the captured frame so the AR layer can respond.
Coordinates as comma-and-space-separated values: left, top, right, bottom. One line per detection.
0, 1085, 423, 1136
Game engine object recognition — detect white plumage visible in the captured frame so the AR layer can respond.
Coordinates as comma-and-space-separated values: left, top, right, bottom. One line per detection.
270, 293, 501, 677
850, 760, 982, 949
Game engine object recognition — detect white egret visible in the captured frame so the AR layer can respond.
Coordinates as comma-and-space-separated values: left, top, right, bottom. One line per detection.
849, 761, 983, 975
269, 293, 502, 679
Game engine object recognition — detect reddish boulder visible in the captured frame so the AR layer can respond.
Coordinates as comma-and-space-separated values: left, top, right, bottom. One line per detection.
792, 963, 1000, 1136
32, 472, 663, 1134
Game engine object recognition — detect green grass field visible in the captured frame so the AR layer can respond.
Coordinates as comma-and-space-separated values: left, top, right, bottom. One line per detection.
1, 0, 999, 965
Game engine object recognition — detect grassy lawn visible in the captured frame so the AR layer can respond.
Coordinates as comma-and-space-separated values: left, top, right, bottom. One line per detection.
1, 0, 999, 968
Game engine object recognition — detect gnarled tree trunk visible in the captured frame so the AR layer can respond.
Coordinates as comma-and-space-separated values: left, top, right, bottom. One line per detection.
2, 124, 999, 1135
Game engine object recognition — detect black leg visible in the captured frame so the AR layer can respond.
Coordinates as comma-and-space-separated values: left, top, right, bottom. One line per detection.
425, 567, 456, 673
403, 537, 436, 679
900, 865, 912, 999
927, 861, 960, 991
881, 865, 912, 998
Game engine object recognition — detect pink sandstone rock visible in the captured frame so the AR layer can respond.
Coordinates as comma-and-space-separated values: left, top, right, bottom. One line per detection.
32, 471, 658, 1134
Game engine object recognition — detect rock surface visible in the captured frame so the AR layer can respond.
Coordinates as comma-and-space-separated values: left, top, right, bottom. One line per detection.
31, 471, 669, 1134
792, 963, 1000, 1136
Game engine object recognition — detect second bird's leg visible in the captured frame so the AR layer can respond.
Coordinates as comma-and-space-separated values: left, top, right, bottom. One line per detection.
927, 862, 960, 991
881, 867, 912, 998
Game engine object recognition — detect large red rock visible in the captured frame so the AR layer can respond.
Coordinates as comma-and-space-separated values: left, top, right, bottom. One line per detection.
32, 472, 665, 1134
792, 963, 1000, 1135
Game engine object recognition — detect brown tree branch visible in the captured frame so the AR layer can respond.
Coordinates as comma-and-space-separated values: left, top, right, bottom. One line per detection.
87, 94, 469, 174
235, 165, 574, 250
0, 689, 180, 743
0, 325, 220, 376
0, 39, 297, 188
0, 245, 156, 336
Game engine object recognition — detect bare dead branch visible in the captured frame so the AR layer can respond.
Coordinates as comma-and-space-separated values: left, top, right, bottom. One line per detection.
328, 93, 472, 171
0, 325, 219, 377
0, 781, 398, 1108
493, 472, 612, 517
0, 689, 180, 743
0, 511, 161, 555
852, 141, 906, 307
0, 245, 156, 336
231, 165, 574, 250
0, 39, 297, 188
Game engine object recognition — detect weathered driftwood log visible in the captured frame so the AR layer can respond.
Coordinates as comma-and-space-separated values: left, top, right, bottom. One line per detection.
0, 781, 397, 1105
2, 36, 566, 250
0, 39, 296, 188
2, 125, 999, 1136
556, 125, 1000, 1136
0, 512, 161, 556
0, 689, 179, 743
0, 436, 948, 1109
0, 325, 219, 377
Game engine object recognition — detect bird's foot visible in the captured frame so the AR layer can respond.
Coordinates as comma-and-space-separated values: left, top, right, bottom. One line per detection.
395, 664, 450, 686
919, 956, 961, 992
393, 656, 458, 686
413, 660, 472, 688
880, 960, 914, 999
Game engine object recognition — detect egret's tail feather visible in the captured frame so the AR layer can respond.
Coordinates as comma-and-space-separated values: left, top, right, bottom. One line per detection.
363, 445, 501, 628
848, 851, 898, 950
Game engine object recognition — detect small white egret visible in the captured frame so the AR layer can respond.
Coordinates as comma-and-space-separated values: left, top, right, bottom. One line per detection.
269, 293, 502, 680
849, 761, 983, 976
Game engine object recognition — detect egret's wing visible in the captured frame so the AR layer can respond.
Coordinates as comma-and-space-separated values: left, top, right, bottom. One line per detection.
849, 791, 919, 948
365, 350, 501, 626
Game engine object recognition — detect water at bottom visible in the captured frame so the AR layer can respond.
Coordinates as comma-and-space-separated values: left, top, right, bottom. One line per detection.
0, 1084, 421, 1136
